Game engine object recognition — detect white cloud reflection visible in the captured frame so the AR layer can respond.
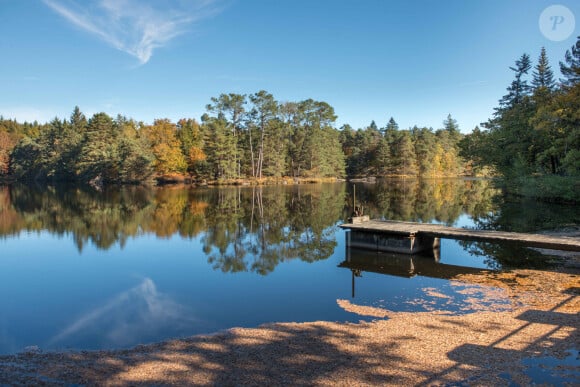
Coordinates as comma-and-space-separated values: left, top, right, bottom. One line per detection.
49, 278, 196, 348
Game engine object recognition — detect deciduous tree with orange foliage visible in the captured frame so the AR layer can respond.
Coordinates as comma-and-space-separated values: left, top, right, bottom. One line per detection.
0, 131, 16, 175
143, 119, 188, 175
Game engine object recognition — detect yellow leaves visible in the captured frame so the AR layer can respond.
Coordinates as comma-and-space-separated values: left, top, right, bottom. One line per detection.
145, 119, 178, 145
432, 143, 444, 176
152, 143, 187, 174
189, 146, 207, 163
0, 131, 17, 175
144, 120, 188, 175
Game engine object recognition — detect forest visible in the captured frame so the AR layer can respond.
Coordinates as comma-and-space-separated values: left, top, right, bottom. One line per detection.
0, 98, 464, 185
460, 38, 580, 201
0, 37, 579, 201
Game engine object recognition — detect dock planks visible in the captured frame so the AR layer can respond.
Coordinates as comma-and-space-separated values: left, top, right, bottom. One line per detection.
340, 220, 580, 252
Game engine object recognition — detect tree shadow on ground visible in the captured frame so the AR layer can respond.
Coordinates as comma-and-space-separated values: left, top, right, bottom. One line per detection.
424, 293, 579, 385
0, 322, 410, 385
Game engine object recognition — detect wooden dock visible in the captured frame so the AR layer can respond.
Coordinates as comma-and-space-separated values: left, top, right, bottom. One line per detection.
340, 220, 580, 252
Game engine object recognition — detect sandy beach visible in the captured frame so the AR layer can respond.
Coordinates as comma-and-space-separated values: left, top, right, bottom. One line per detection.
1, 257, 578, 386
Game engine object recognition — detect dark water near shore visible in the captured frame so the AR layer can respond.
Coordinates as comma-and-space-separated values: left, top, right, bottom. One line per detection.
0, 179, 577, 354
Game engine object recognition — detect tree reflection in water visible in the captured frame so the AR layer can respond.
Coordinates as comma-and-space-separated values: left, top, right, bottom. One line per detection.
1, 178, 559, 273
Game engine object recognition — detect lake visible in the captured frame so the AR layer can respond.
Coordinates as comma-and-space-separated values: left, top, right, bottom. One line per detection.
0, 179, 577, 354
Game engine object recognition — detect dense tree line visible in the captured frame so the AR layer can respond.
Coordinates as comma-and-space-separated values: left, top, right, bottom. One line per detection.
341, 114, 464, 177
0, 93, 350, 184
5, 109, 155, 185
1, 92, 470, 184
460, 37, 580, 200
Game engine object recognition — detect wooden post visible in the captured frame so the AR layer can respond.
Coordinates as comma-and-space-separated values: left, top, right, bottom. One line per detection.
346, 231, 351, 251
433, 237, 441, 262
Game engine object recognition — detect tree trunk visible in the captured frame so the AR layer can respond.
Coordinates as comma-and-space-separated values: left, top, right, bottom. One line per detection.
249, 127, 255, 178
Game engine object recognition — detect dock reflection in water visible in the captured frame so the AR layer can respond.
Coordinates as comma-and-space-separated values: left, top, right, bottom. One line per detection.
340, 231, 492, 297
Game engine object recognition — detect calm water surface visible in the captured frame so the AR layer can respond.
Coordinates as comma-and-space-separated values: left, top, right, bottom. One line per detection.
0, 179, 577, 354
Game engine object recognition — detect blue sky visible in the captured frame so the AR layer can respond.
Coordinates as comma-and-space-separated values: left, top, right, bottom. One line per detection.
1, 0, 578, 133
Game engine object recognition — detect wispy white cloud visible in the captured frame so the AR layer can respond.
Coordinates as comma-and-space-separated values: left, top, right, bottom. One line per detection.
42, 0, 222, 64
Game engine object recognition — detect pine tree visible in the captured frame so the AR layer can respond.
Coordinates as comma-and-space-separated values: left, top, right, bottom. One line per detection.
443, 114, 462, 144
77, 112, 118, 183
292, 99, 337, 176
70, 106, 87, 132
206, 94, 246, 177
532, 38, 580, 176
35, 118, 63, 179
339, 125, 364, 176
375, 137, 391, 175
391, 131, 417, 176
382, 117, 399, 144
262, 119, 287, 177
413, 127, 436, 176
59, 107, 87, 179
386, 117, 398, 130
559, 36, 580, 87
203, 115, 237, 180
383, 117, 399, 134
532, 47, 555, 91
115, 116, 154, 182
498, 53, 532, 110
458, 126, 489, 175
248, 91, 278, 178
282, 102, 307, 177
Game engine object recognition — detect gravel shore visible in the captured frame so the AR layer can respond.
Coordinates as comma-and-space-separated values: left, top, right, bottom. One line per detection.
1, 261, 578, 386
